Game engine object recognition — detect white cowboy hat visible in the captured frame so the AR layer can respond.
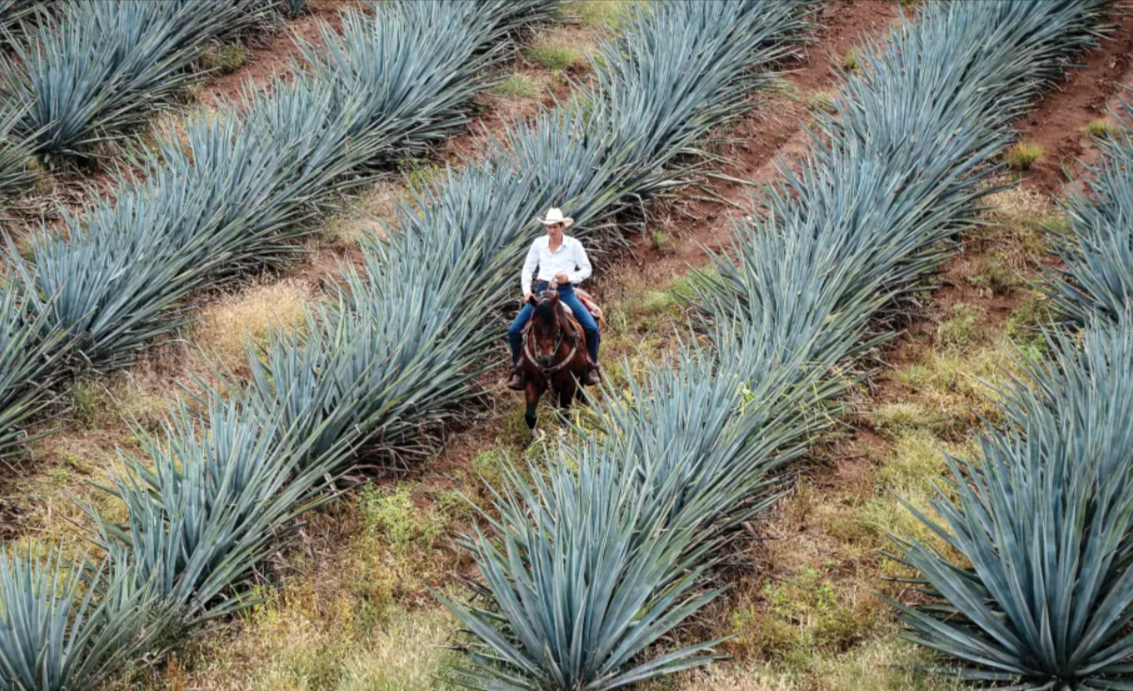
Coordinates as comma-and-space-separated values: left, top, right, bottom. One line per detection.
539, 207, 574, 227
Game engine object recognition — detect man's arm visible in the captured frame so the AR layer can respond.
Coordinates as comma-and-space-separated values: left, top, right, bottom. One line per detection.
568, 239, 592, 284
521, 240, 539, 295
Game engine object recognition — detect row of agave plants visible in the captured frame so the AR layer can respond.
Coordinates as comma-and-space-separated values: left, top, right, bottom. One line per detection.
0, 0, 275, 177
0, 1, 814, 689
439, 1, 1118, 689
0, 0, 562, 459
891, 97, 1133, 686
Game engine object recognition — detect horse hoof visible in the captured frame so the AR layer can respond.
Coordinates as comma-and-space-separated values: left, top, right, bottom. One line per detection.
531, 428, 545, 441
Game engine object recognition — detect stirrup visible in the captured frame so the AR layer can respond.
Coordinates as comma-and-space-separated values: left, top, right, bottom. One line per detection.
507, 368, 525, 391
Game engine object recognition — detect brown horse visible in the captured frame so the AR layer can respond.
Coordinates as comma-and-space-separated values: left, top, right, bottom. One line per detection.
519, 289, 591, 438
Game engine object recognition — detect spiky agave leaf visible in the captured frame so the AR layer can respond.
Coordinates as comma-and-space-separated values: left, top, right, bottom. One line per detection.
1044, 104, 1133, 327
890, 323, 1133, 688
0, 276, 70, 459
0, 105, 35, 207
440, 446, 728, 691
0, 548, 171, 691
91, 392, 352, 623
0, 0, 48, 48
0, 0, 271, 162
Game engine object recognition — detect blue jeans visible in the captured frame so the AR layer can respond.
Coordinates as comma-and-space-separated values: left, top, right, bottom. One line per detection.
509, 282, 599, 366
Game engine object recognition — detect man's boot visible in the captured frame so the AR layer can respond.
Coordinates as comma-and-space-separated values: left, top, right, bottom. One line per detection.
507, 366, 525, 391
584, 362, 602, 386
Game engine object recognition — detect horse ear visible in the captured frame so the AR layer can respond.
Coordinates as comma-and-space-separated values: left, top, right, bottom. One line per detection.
526, 294, 538, 307
548, 292, 559, 306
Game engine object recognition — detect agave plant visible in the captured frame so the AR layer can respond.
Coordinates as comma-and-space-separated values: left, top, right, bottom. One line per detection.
1045, 106, 1133, 326
0, 0, 42, 46
91, 393, 351, 622
890, 323, 1133, 689
0, 105, 34, 208
11, 0, 558, 368
281, 0, 306, 18
0, 281, 71, 459
0, 548, 171, 691
0, 0, 272, 162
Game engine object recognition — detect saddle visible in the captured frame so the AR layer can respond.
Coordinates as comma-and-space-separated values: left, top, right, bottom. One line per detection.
559, 288, 605, 327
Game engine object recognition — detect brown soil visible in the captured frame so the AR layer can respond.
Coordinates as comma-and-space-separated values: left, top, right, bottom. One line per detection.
1015, 5, 1133, 195
197, 1, 353, 108
618, 0, 901, 284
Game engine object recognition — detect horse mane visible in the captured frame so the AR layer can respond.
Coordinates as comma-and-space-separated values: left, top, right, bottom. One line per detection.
534, 294, 578, 340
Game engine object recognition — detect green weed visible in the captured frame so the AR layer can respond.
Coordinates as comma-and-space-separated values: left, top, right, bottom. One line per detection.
746, 567, 876, 667
202, 43, 248, 75
359, 486, 444, 552
575, 0, 638, 28
1083, 119, 1118, 139
1006, 141, 1044, 171
935, 303, 985, 349
525, 43, 582, 71
487, 74, 540, 99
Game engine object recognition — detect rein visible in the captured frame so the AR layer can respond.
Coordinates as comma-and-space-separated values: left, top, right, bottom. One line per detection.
523, 300, 580, 377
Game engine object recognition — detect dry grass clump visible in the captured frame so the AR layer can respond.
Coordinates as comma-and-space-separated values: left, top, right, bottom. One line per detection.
487, 73, 545, 100
324, 180, 403, 245
653, 636, 963, 691
1083, 119, 1118, 138
193, 279, 311, 371
1005, 141, 1044, 170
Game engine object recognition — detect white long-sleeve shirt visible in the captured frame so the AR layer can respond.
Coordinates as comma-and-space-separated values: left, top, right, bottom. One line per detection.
521, 235, 592, 294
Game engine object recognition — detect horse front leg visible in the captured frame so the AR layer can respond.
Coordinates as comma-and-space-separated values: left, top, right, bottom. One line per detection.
558, 377, 577, 414
525, 380, 542, 440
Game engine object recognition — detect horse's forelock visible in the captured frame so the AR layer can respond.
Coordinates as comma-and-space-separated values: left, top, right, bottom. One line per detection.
533, 295, 559, 323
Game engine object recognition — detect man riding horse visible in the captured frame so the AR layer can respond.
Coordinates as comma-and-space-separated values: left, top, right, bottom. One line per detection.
507, 208, 601, 390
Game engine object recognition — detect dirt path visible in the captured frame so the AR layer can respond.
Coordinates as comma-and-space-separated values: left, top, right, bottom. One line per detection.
1015, 5, 1133, 196
614, 0, 901, 285
196, 1, 355, 108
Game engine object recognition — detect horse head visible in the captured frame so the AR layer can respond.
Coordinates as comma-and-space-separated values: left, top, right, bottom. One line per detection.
527, 290, 571, 368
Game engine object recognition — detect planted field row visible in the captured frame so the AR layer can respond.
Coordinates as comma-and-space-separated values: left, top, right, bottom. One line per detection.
0, 0, 560, 460
0, 1, 811, 689
441, 1, 1114, 689
893, 98, 1133, 687
0, 0, 274, 173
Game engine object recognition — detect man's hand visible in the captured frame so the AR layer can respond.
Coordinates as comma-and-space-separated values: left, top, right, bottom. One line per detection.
554, 272, 570, 284
523, 292, 534, 304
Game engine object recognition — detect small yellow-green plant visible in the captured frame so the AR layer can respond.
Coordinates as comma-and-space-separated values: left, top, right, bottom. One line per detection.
1006, 141, 1044, 170
1083, 119, 1118, 139
525, 43, 581, 71
202, 43, 248, 75
488, 74, 541, 99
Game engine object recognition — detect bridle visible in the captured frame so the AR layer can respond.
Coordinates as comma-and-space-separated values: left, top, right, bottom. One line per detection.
523, 295, 580, 378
